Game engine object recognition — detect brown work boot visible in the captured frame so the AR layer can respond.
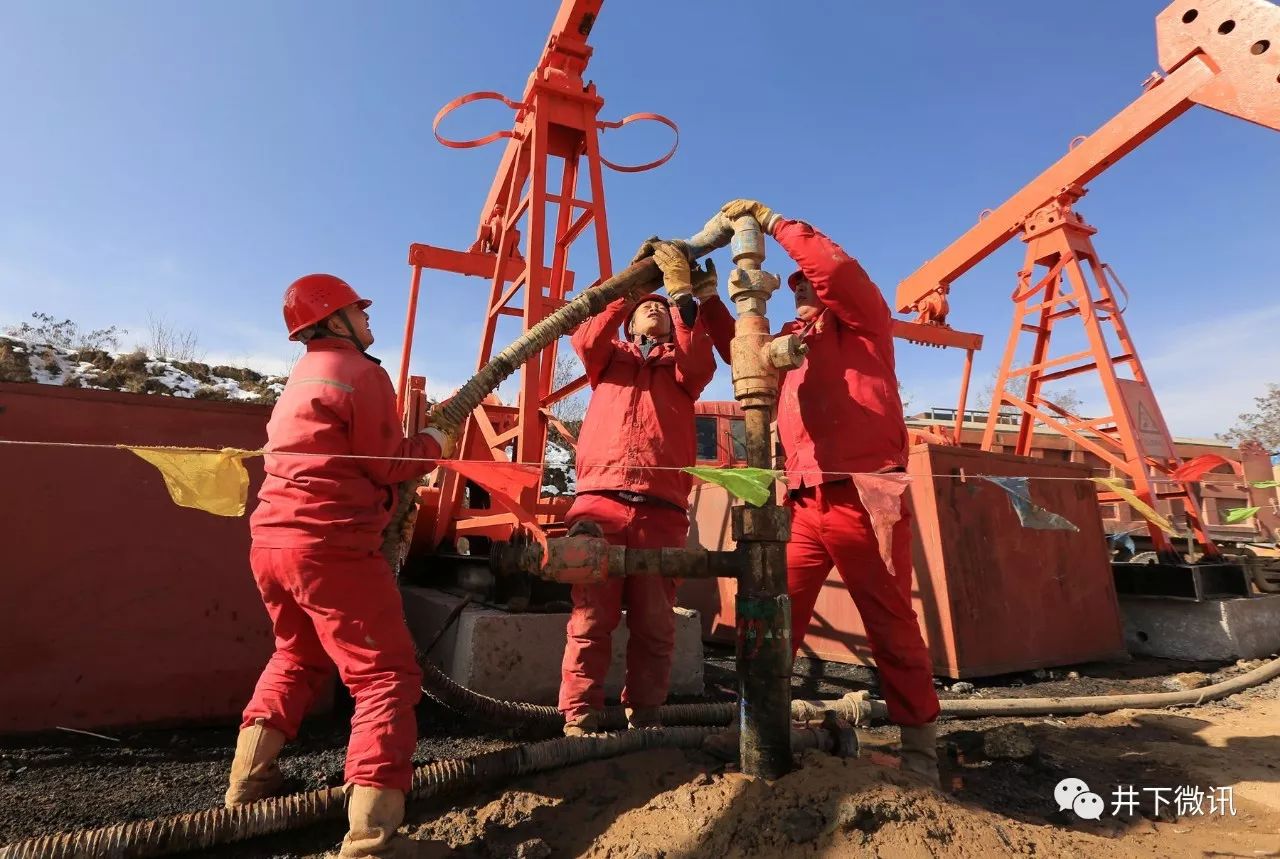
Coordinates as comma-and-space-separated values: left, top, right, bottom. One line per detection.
224, 718, 287, 806
625, 706, 662, 729
898, 722, 941, 788
338, 785, 406, 858
563, 710, 603, 737
701, 728, 740, 763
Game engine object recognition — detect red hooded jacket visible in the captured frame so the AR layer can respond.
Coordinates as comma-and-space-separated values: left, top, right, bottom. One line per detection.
250, 339, 441, 551
773, 218, 908, 487
571, 294, 716, 509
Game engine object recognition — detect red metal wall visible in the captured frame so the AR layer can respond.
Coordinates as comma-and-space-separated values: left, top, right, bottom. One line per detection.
0, 383, 323, 734
680, 444, 1126, 679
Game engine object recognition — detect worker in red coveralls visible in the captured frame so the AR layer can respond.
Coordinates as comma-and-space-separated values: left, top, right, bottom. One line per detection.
558, 241, 718, 735
720, 200, 942, 786
226, 273, 456, 858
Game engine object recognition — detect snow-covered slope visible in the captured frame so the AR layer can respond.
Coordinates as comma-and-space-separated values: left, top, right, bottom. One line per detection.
0, 335, 285, 404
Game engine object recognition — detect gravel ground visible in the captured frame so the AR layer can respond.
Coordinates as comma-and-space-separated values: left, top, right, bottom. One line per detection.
1, 647, 1275, 858
0, 692, 520, 859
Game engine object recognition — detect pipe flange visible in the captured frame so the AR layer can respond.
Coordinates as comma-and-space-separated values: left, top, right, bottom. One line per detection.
727, 267, 781, 302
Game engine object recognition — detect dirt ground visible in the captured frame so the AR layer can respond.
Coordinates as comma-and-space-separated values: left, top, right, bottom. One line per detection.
1, 651, 1276, 858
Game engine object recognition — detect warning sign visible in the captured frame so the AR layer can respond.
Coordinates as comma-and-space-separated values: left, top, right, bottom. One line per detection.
1135, 401, 1160, 434
1116, 379, 1178, 461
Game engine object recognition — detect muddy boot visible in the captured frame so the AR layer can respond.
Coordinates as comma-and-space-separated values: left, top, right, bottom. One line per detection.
625, 706, 662, 729
701, 729, 740, 763
563, 710, 603, 737
898, 722, 941, 788
224, 718, 287, 807
338, 785, 405, 858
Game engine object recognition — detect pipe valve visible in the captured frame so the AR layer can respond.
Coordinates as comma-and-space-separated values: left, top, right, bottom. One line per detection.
764, 333, 807, 371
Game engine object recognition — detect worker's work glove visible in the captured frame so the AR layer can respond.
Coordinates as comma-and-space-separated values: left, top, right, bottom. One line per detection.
422, 425, 457, 459
720, 199, 781, 234
652, 241, 693, 303
630, 235, 661, 265
628, 235, 666, 300
690, 258, 718, 301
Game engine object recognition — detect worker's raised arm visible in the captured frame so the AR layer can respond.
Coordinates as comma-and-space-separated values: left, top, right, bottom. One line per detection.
690, 257, 734, 364
671, 300, 716, 399
347, 366, 443, 485
773, 219, 890, 334
570, 296, 633, 386
698, 295, 735, 365
719, 199, 890, 335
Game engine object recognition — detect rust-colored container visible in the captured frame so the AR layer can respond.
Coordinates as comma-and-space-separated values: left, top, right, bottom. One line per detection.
679, 444, 1126, 679
0, 383, 331, 733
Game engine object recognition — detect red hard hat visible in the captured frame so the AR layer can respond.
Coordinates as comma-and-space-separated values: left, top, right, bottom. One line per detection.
787, 270, 806, 290
626, 293, 672, 334
282, 274, 372, 340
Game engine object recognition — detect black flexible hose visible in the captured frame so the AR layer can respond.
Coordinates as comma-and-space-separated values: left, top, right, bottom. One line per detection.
0, 727, 725, 859
418, 654, 738, 730
417, 657, 879, 731
5, 721, 853, 859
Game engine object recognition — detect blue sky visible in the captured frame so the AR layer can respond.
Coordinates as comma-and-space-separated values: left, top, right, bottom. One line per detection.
1, 1, 1276, 437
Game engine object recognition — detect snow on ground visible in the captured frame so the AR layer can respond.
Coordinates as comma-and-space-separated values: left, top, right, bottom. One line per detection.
542, 440, 576, 495
0, 334, 285, 403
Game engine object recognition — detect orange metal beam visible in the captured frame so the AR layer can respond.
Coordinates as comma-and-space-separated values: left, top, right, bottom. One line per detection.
469, 0, 603, 253
407, 244, 576, 293
895, 55, 1212, 314
890, 320, 983, 351
897, 0, 1280, 315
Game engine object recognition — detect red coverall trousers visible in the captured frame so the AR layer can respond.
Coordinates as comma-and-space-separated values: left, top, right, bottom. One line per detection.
241, 547, 423, 792
558, 491, 690, 721
786, 480, 940, 726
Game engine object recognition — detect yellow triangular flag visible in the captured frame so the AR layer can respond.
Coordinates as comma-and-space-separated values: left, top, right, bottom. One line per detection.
129, 447, 257, 517
1091, 477, 1178, 536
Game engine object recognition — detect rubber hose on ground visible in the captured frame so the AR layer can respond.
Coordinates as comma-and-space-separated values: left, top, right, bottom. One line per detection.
14, 655, 1273, 858
928, 653, 1280, 720
417, 653, 883, 731
418, 657, 737, 729
0, 727, 725, 859
418, 658, 561, 728
1250, 563, 1280, 594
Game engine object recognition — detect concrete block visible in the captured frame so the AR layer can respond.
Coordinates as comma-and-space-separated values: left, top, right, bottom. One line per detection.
401, 587, 705, 705
1120, 594, 1280, 661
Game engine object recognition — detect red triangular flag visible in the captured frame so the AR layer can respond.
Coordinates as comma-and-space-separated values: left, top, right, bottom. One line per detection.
438, 460, 549, 557
1170, 454, 1241, 483
441, 460, 541, 502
